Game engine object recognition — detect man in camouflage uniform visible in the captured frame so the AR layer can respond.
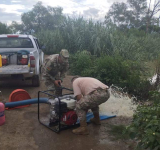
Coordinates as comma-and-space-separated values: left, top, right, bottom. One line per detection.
71, 77, 110, 135
42, 49, 69, 96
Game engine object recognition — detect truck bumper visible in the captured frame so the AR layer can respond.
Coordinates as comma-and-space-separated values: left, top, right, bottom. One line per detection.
0, 65, 30, 74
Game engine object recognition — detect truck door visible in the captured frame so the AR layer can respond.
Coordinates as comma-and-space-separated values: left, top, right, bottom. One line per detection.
34, 38, 44, 66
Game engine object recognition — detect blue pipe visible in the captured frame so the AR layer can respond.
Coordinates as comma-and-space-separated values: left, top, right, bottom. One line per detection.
5, 98, 49, 108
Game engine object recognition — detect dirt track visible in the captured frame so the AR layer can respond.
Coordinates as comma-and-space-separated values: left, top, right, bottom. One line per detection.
0, 75, 136, 150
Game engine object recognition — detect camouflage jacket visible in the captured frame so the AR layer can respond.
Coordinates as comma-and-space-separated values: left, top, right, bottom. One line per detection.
42, 54, 69, 81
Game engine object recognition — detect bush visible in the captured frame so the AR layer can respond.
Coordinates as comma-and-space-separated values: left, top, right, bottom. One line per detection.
125, 103, 160, 150
94, 55, 151, 99
70, 54, 150, 99
149, 91, 160, 104
69, 52, 93, 75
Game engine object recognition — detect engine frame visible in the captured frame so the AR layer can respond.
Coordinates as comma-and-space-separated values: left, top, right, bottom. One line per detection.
38, 87, 78, 133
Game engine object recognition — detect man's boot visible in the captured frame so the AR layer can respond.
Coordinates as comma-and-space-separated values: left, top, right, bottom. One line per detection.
72, 120, 89, 135
90, 112, 101, 125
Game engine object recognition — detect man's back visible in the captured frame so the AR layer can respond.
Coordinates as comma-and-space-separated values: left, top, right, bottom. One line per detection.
44, 54, 59, 68
73, 77, 108, 96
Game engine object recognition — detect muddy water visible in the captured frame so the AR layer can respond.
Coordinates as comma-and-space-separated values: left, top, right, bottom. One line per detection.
99, 85, 137, 117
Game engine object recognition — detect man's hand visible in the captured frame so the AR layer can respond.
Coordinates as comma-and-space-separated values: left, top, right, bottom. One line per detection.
75, 94, 82, 101
54, 80, 62, 87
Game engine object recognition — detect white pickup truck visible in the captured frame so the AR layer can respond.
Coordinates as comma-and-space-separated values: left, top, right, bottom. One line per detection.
0, 34, 44, 87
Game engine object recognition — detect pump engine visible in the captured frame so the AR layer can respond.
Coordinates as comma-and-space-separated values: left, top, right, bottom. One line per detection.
48, 95, 77, 126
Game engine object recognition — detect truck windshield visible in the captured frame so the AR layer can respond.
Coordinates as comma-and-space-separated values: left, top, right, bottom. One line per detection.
0, 38, 34, 48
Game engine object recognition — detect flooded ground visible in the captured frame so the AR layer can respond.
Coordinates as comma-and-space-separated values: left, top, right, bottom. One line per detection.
0, 75, 137, 150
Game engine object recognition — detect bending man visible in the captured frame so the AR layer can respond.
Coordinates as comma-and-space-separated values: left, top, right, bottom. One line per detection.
71, 77, 110, 135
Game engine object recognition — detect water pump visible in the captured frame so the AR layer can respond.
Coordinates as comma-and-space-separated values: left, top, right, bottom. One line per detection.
48, 95, 77, 126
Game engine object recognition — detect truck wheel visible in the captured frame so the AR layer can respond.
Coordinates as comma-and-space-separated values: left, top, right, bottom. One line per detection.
32, 75, 40, 87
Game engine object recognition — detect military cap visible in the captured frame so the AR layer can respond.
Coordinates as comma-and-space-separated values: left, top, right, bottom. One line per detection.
60, 49, 69, 58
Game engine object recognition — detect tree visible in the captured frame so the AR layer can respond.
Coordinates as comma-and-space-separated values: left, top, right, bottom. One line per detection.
0, 22, 11, 34
104, 2, 130, 27
21, 1, 65, 32
105, 1, 147, 28
127, 0, 147, 27
104, 0, 160, 31
21, 1, 49, 32
8, 21, 25, 34
146, 0, 160, 32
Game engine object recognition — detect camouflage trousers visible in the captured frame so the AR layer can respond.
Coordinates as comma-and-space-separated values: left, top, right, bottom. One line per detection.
76, 88, 110, 121
43, 76, 62, 96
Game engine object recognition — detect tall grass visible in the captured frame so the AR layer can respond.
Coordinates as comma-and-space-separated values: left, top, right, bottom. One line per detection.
36, 17, 160, 62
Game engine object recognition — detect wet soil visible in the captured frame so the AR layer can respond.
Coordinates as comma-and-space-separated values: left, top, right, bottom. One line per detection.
0, 75, 136, 150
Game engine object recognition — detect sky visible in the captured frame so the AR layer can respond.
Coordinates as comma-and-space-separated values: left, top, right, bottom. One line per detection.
0, 0, 127, 24
0, 0, 156, 25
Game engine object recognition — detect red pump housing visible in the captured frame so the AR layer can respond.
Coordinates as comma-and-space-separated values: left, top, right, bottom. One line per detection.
61, 111, 77, 125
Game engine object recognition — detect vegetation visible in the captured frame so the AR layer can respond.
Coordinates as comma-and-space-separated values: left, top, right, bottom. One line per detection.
69, 52, 152, 100
0, 22, 11, 34
1, 0, 160, 149
125, 93, 160, 150
105, 0, 160, 33
108, 125, 130, 140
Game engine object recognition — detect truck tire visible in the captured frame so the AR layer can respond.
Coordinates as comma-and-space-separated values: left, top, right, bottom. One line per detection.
32, 75, 40, 87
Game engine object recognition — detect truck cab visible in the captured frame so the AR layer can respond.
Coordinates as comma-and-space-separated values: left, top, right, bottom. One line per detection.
0, 34, 44, 86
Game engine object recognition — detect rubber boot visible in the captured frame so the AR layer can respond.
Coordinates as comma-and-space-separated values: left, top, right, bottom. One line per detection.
72, 120, 89, 135
90, 112, 101, 125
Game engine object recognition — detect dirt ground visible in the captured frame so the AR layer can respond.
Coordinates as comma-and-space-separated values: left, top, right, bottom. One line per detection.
0, 75, 136, 150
